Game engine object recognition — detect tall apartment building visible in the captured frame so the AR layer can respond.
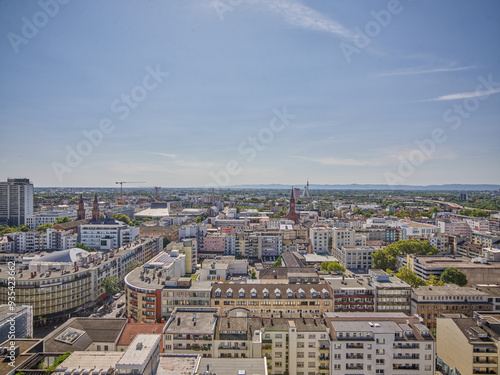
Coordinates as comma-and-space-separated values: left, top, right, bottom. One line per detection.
437, 313, 500, 375
0, 178, 34, 226
258, 234, 283, 261
325, 278, 375, 313
309, 227, 329, 254
331, 228, 356, 249
438, 218, 472, 237
79, 218, 140, 250
124, 254, 212, 323
333, 245, 377, 270
163, 307, 218, 357
326, 312, 436, 374
369, 269, 412, 315
411, 285, 493, 329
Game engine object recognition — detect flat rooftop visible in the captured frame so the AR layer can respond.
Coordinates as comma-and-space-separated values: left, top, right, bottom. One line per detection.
197, 358, 267, 375
304, 253, 338, 263
325, 277, 374, 290
411, 256, 500, 269
413, 285, 491, 297
165, 311, 216, 335
135, 208, 170, 218
401, 220, 438, 228
370, 275, 411, 289
116, 334, 161, 367
157, 354, 199, 375
55, 351, 124, 372
125, 262, 212, 291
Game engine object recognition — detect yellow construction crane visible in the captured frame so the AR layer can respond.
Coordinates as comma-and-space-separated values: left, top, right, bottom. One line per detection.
115, 181, 145, 205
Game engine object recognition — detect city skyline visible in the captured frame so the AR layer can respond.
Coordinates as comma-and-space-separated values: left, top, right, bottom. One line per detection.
1, 0, 499, 187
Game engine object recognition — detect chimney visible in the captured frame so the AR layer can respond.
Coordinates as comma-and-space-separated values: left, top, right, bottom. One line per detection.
227, 320, 230, 329
177, 317, 181, 326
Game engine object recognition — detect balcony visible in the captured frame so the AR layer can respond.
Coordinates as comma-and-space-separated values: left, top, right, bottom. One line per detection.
319, 355, 330, 361
262, 345, 272, 350
473, 370, 498, 375
394, 354, 420, 360
218, 345, 246, 350
346, 354, 363, 359
474, 348, 498, 354
393, 364, 419, 370
474, 358, 498, 364
346, 364, 363, 370
346, 343, 363, 349
394, 343, 419, 349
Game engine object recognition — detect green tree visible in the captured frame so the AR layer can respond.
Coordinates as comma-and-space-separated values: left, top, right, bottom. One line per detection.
424, 274, 445, 286
54, 216, 71, 224
18, 225, 30, 232
458, 209, 489, 217
75, 242, 91, 251
320, 261, 345, 272
271, 207, 287, 218
101, 276, 120, 297
394, 266, 425, 288
45, 351, 71, 375
250, 269, 256, 279
440, 267, 468, 287
273, 254, 282, 267
353, 208, 363, 215
372, 240, 439, 271
196, 216, 203, 223
112, 213, 131, 224
36, 223, 54, 232
394, 210, 411, 218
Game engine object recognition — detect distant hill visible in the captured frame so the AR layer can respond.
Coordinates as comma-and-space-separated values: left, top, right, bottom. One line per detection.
229, 184, 500, 191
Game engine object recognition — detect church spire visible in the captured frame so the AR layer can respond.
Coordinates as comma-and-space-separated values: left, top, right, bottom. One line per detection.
92, 194, 100, 221
77, 194, 85, 220
284, 186, 300, 224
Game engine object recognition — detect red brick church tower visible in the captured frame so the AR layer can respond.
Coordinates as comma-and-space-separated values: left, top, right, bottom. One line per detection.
284, 187, 300, 223
77, 195, 85, 220
91, 194, 100, 221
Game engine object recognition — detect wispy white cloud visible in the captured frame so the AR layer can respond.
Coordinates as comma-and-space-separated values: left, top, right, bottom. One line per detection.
147, 152, 177, 158
378, 65, 476, 77
248, 0, 355, 41
430, 87, 500, 101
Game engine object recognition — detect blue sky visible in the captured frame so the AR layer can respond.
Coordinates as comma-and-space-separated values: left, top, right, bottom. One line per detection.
0, 0, 499, 187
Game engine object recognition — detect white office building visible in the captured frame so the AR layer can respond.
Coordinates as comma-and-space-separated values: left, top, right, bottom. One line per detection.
0, 178, 34, 226
79, 218, 140, 250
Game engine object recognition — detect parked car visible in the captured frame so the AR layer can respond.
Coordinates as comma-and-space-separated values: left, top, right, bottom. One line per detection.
117, 302, 125, 308
116, 308, 124, 318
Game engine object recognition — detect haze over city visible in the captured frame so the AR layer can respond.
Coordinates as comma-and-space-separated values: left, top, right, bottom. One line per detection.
0, 0, 499, 187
